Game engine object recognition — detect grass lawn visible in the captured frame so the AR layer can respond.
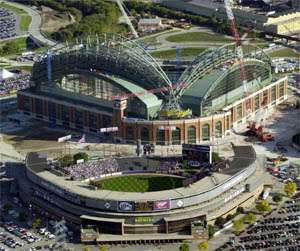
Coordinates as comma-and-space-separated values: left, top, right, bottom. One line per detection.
93, 175, 183, 192
151, 47, 206, 59
20, 15, 32, 31
0, 3, 27, 15
268, 48, 299, 58
0, 37, 27, 48
166, 32, 233, 43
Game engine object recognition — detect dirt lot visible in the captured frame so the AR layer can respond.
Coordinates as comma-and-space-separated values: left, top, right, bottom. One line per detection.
40, 6, 75, 33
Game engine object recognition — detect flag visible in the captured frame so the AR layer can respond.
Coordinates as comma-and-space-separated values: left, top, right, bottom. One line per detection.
78, 134, 86, 143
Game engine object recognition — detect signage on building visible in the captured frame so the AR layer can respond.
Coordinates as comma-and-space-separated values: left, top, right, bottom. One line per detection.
153, 200, 170, 210
118, 201, 134, 212
224, 187, 246, 203
58, 135, 72, 142
100, 127, 118, 133
135, 216, 153, 224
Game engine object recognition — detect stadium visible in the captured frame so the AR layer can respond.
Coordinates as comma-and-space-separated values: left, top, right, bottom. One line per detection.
17, 144, 270, 244
17, 34, 288, 145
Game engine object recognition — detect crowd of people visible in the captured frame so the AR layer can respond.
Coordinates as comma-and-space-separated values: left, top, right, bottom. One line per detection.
220, 195, 300, 251
0, 7, 16, 39
66, 158, 121, 180
0, 73, 30, 96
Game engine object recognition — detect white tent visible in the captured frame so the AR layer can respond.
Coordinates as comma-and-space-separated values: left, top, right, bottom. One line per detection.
0, 68, 14, 80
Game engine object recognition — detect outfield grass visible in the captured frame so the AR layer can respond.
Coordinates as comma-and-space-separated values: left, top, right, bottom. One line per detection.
268, 48, 299, 58
166, 32, 232, 43
93, 175, 183, 192
151, 47, 206, 59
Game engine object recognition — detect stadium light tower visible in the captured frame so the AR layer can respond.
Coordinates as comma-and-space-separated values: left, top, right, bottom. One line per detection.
224, 0, 248, 94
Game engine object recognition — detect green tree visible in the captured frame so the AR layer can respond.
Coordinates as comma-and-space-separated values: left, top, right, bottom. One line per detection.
180, 240, 190, 251
243, 212, 257, 224
59, 154, 74, 167
19, 211, 28, 222
236, 207, 244, 214
32, 218, 42, 229
1, 40, 23, 56
284, 182, 297, 197
256, 200, 271, 212
99, 245, 109, 251
3, 203, 12, 213
208, 224, 215, 239
198, 241, 209, 250
214, 216, 225, 228
226, 214, 234, 222
272, 193, 283, 203
233, 219, 244, 233
73, 152, 89, 163
212, 152, 221, 162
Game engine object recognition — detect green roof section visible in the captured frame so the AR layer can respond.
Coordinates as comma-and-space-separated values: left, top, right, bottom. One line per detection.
182, 69, 225, 99
110, 75, 162, 109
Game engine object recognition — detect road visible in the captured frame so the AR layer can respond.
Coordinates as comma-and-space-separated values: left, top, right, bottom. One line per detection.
3, 0, 56, 47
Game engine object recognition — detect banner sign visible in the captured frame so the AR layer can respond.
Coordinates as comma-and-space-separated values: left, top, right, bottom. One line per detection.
100, 127, 118, 133
158, 126, 176, 131
135, 201, 153, 212
118, 201, 134, 212
58, 135, 72, 142
153, 200, 170, 210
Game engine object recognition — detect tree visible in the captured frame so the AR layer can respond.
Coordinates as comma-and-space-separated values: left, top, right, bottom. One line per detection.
208, 224, 215, 239
99, 245, 109, 251
0, 40, 24, 56
214, 216, 225, 228
236, 207, 244, 214
243, 212, 257, 224
59, 154, 74, 167
233, 219, 244, 233
198, 241, 209, 250
180, 241, 190, 251
226, 214, 234, 222
73, 152, 89, 163
3, 203, 12, 213
272, 193, 283, 203
284, 182, 297, 197
256, 200, 271, 212
32, 218, 42, 229
212, 152, 221, 162
19, 211, 28, 222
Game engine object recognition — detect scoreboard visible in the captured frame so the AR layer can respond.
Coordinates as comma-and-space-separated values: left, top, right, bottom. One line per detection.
182, 144, 212, 168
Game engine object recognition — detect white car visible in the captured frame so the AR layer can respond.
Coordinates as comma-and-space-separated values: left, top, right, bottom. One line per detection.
39, 228, 46, 234
48, 234, 55, 239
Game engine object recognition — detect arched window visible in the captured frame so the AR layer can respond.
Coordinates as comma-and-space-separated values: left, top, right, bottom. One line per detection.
141, 127, 150, 144
202, 123, 210, 141
215, 121, 222, 138
156, 128, 165, 145
126, 127, 134, 143
172, 127, 181, 145
188, 126, 196, 144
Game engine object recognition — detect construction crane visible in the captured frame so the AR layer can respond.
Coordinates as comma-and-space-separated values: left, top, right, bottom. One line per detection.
224, 0, 252, 115
115, 0, 139, 39
224, 0, 248, 92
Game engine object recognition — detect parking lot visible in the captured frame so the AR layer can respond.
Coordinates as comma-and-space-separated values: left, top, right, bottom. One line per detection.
0, 193, 74, 251
0, 7, 17, 39
218, 194, 300, 251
